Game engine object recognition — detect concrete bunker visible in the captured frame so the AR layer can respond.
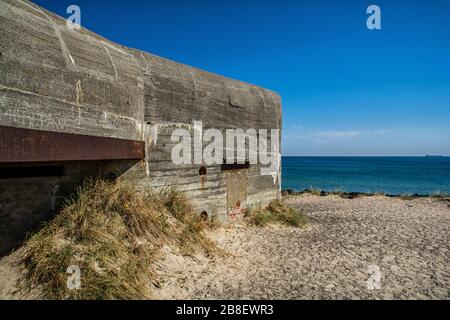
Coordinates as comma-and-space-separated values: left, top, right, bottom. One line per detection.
0, 0, 282, 255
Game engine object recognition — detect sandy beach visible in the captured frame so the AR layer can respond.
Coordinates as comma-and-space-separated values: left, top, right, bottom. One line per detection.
153, 194, 450, 299
1, 194, 449, 300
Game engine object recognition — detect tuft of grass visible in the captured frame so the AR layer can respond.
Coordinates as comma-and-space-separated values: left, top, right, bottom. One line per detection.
161, 188, 216, 255
307, 187, 323, 196
330, 188, 345, 196
430, 190, 443, 198
18, 179, 214, 300
399, 193, 414, 200
246, 200, 308, 227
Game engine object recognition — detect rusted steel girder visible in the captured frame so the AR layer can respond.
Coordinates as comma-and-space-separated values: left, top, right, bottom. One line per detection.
0, 126, 145, 163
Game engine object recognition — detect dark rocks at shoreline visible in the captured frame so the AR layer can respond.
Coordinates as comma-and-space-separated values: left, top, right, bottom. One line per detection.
281, 189, 450, 200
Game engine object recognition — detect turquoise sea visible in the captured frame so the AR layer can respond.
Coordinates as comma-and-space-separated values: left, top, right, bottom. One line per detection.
282, 156, 450, 195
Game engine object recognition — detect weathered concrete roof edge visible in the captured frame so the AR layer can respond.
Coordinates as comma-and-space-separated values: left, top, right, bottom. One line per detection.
30, 0, 281, 98
1, 0, 282, 142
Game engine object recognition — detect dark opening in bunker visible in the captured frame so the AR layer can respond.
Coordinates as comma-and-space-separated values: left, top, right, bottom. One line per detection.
221, 161, 250, 171
0, 166, 64, 179
200, 211, 208, 221
103, 172, 117, 182
199, 166, 207, 176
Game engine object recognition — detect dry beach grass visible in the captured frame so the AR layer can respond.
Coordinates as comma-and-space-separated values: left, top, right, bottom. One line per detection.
0, 180, 216, 299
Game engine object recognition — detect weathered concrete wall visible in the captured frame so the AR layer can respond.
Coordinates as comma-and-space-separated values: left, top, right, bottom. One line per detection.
0, 0, 145, 140
0, 0, 282, 253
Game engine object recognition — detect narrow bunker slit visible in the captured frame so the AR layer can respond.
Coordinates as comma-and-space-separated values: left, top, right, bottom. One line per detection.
0, 166, 64, 179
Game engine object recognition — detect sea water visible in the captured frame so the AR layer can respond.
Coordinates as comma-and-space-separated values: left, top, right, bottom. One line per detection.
282, 156, 450, 195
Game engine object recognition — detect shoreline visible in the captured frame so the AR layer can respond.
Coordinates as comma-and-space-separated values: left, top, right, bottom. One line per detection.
282, 188, 450, 200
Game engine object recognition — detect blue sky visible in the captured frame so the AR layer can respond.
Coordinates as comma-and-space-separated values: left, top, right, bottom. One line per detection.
33, 0, 450, 156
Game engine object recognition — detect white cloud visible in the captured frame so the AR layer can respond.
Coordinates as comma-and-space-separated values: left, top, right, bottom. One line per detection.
285, 128, 399, 146
373, 129, 395, 134
316, 130, 363, 138
296, 130, 363, 140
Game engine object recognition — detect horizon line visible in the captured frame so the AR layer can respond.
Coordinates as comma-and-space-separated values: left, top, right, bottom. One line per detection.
281, 155, 450, 157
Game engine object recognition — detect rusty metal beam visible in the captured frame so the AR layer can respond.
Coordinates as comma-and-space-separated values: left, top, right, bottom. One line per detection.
0, 126, 145, 163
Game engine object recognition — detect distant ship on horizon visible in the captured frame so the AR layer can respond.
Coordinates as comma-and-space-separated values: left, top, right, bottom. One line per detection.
425, 154, 445, 157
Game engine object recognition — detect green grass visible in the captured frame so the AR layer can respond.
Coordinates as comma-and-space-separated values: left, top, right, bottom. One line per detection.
247, 200, 308, 227
18, 179, 215, 300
